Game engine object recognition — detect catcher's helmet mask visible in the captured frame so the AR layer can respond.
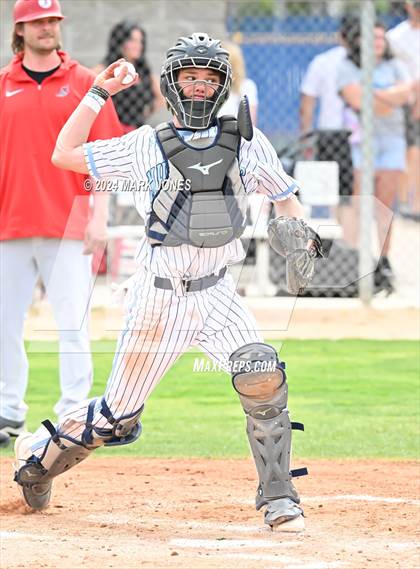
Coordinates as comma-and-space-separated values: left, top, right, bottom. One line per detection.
161, 33, 232, 129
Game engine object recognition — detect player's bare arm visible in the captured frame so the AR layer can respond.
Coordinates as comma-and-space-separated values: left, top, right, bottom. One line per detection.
340, 81, 413, 118
299, 93, 316, 133
274, 193, 305, 219
52, 59, 139, 174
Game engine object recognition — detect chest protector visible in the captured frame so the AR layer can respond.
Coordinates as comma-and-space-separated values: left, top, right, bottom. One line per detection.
146, 117, 247, 248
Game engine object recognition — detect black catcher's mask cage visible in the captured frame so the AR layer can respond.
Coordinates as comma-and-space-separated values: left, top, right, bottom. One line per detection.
161, 34, 232, 129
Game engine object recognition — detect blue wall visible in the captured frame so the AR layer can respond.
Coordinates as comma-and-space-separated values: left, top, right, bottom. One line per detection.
229, 15, 405, 142
243, 42, 334, 138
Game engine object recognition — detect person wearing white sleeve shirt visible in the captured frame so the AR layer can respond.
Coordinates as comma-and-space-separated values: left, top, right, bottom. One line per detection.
299, 17, 360, 250
300, 45, 347, 132
299, 16, 359, 205
300, 15, 361, 133
387, 1, 420, 218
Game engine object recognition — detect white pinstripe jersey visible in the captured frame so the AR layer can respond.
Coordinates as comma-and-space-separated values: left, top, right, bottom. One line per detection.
84, 123, 298, 279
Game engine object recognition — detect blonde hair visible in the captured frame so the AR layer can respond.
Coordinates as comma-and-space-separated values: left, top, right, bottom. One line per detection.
222, 40, 246, 96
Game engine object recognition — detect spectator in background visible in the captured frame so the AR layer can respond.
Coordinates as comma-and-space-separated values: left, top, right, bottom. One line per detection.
94, 21, 165, 227
387, 1, 420, 219
218, 40, 258, 123
93, 20, 164, 132
300, 16, 358, 133
299, 16, 358, 245
337, 20, 415, 289
0, 0, 122, 448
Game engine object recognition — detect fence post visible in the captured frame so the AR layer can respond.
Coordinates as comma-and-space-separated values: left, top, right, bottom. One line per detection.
358, 0, 376, 304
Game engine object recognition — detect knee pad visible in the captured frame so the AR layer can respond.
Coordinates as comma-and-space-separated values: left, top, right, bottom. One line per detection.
230, 342, 287, 414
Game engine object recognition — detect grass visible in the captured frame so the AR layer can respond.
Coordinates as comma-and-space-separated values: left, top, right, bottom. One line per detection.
1, 340, 419, 460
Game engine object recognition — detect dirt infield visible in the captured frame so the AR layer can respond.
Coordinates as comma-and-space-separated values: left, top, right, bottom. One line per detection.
1, 458, 419, 569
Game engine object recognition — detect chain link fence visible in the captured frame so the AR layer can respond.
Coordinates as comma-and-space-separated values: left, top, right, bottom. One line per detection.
99, 0, 419, 302
225, 0, 419, 301
2, 0, 417, 303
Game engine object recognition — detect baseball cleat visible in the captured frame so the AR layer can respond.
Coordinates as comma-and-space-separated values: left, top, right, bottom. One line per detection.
264, 497, 305, 532
0, 430, 11, 448
270, 513, 305, 532
14, 433, 52, 511
0, 416, 26, 437
374, 256, 395, 296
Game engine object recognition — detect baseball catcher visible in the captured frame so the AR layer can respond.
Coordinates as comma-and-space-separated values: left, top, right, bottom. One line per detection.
14, 32, 322, 531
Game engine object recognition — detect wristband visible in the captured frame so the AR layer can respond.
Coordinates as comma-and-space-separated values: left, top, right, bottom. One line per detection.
82, 92, 106, 114
89, 85, 110, 101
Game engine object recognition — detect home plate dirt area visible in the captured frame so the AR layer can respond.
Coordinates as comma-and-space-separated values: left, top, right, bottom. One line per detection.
1, 458, 419, 569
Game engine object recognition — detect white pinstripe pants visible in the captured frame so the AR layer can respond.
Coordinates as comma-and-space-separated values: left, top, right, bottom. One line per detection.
32, 268, 262, 450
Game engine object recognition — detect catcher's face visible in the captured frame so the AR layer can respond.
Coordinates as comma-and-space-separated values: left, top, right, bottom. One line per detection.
177, 67, 223, 100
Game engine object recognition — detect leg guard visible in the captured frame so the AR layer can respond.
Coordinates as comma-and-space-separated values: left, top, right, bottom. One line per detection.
230, 343, 307, 526
81, 398, 143, 447
14, 398, 144, 510
14, 423, 92, 511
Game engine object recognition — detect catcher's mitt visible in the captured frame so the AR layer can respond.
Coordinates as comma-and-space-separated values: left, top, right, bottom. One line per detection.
268, 216, 323, 295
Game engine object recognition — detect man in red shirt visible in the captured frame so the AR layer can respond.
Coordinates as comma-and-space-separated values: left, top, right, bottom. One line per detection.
0, 0, 123, 448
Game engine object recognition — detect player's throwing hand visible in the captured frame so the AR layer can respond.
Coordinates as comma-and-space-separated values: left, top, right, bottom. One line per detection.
94, 58, 139, 96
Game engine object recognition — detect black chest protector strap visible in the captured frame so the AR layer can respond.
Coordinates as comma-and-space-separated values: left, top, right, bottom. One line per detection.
147, 117, 246, 248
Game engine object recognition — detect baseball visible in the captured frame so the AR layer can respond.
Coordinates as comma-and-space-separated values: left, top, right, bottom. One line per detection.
114, 62, 136, 85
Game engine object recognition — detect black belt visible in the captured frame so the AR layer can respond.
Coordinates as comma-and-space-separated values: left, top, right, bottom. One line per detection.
154, 267, 227, 293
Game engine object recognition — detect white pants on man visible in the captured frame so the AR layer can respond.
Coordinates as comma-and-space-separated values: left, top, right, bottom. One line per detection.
0, 238, 93, 423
